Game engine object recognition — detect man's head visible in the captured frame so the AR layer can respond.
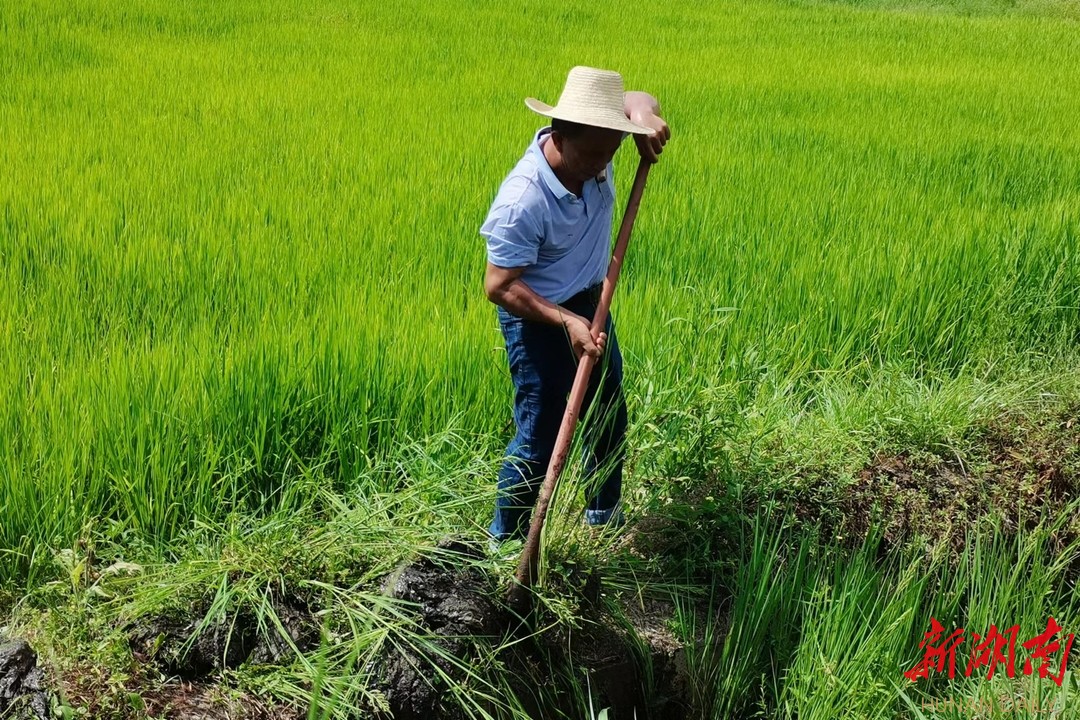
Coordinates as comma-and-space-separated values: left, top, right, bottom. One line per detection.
525, 66, 655, 137
549, 119, 626, 183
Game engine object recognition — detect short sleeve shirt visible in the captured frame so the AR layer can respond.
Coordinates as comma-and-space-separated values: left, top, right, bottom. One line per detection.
481, 127, 616, 305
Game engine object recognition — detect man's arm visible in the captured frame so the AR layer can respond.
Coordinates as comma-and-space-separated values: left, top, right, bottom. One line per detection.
484, 263, 605, 358
624, 91, 671, 163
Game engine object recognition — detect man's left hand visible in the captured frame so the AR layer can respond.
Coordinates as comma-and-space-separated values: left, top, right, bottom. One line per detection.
632, 112, 670, 164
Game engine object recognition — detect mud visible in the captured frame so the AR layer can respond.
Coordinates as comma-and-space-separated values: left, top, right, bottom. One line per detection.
128, 598, 318, 679
373, 538, 696, 720
515, 604, 695, 720
375, 538, 506, 720
140, 679, 303, 720
0, 638, 50, 720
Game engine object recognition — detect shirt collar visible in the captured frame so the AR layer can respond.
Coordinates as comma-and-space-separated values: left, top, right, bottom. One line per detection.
530, 127, 577, 201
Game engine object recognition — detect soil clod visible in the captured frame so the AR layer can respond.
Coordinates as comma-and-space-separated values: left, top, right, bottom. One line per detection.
377, 538, 506, 720
0, 638, 50, 720
128, 599, 318, 680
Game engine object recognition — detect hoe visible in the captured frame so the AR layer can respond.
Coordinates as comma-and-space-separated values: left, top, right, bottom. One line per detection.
507, 157, 653, 614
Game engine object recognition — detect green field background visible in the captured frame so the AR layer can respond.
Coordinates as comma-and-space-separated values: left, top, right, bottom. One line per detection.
2, 0, 1079, 580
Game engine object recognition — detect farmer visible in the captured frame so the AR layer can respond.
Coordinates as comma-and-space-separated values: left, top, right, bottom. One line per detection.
481, 67, 670, 544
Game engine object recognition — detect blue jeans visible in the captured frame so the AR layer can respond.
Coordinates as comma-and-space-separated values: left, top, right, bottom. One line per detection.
489, 291, 628, 541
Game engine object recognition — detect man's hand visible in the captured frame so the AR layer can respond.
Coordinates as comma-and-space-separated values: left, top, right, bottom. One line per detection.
486, 264, 607, 359
624, 91, 671, 164
632, 111, 670, 164
563, 314, 607, 360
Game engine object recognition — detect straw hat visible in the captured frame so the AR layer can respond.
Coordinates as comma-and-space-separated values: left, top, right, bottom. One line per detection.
525, 66, 656, 136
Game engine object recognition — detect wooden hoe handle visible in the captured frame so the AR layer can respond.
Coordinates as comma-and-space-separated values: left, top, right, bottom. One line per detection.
508, 158, 652, 613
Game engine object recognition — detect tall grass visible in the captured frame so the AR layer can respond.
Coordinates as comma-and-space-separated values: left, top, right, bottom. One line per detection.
664, 507, 1080, 719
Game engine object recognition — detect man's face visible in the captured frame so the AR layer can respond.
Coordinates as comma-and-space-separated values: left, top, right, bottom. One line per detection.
554, 126, 626, 183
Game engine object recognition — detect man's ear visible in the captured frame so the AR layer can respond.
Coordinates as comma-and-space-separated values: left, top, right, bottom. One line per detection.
549, 131, 564, 152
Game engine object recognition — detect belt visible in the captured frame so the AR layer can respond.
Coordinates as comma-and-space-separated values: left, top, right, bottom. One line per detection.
566, 282, 603, 307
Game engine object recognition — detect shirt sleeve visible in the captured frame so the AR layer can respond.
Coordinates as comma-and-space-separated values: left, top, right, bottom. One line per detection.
481, 202, 543, 268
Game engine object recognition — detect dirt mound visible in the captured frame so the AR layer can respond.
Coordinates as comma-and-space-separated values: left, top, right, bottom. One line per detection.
0, 638, 50, 720
376, 538, 506, 720
373, 538, 694, 720
128, 598, 318, 679
793, 409, 1080, 557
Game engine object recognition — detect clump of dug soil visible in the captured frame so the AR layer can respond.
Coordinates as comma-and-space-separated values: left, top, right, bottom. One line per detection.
373, 537, 696, 720
127, 597, 319, 679
0, 637, 50, 720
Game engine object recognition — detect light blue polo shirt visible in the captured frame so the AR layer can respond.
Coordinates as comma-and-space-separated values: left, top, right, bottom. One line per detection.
481, 127, 616, 304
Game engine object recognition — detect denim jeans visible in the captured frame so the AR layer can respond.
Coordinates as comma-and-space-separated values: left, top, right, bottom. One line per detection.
489, 291, 628, 541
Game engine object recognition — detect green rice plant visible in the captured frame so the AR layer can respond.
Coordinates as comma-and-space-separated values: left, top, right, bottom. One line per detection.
671, 511, 818, 718
779, 530, 930, 719
896, 504, 1080, 720
2, 0, 1080, 583
656, 500, 1080, 720
778, 507, 1080, 719
2, 0, 1080, 714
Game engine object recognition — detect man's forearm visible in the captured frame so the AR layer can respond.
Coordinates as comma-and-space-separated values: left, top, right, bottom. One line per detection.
624, 91, 661, 119
623, 90, 669, 163
491, 279, 586, 327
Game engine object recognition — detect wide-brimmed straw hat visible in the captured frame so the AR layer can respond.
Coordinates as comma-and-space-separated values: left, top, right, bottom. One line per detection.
525, 66, 656, 136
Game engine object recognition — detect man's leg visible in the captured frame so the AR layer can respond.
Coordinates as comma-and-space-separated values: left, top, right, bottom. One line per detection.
489, 315, 576, 542
582, 318, 628, 526
490, 441, 544, 542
